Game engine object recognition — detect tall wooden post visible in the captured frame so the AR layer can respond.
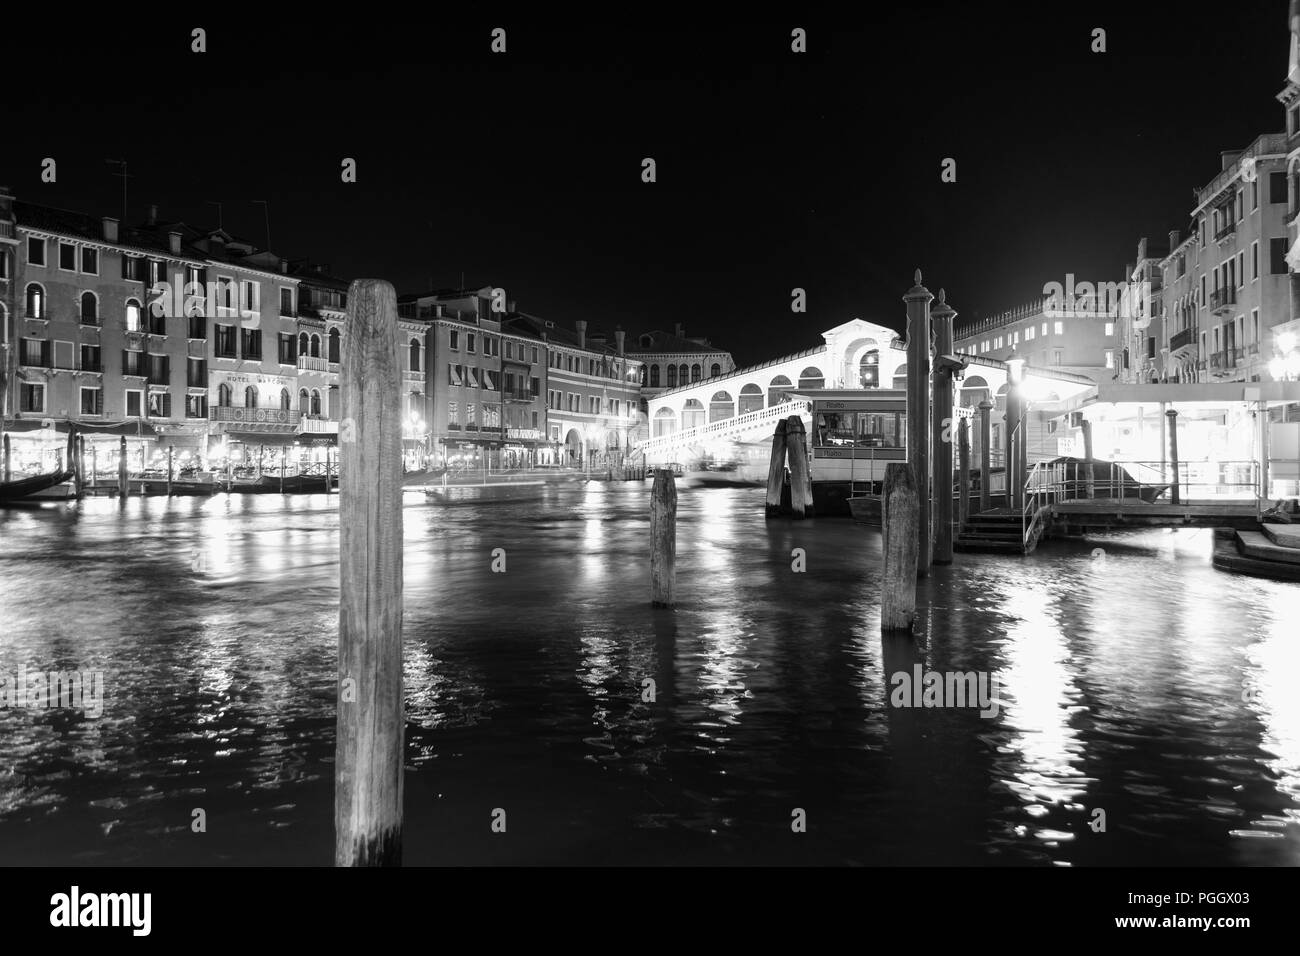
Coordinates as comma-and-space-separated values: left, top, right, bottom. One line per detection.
336, 278, 404, 867
2, 433, 9, 482
280, 446, 286, 494
1167, 407, 1180, 505
764, 419, 788, 518
76, 435, 87, 499
904, 271, 933, 575
931, 290, 956, 564
90, 445, 98, 494
325, 448, 333, 495
957, 415, 970, 528
65, 428, 76, 485
785, 415, 813, 519
1081, 418, 1095, 499
881, 462, 918, 635
167, 445, 175, 497
1005, 376, 1021, 511
651, 469, 677, 607
978, 399, 992, 513
118, 436, 128, 499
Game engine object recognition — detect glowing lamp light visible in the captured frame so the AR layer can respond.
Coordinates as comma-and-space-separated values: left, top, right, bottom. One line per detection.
1006, 357, 1025, 385
1278, 331, 1298, 355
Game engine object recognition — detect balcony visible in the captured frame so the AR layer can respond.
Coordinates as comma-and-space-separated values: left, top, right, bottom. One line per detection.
298, 355, 330, 372
209, 405, 301, 433
299, 415, 338, 434
1210, 288, 1236, 315
1214, 220, 1237, 242
1170, 327, 1196, 352
504, 390, 535, 403
0, 221, 15, 239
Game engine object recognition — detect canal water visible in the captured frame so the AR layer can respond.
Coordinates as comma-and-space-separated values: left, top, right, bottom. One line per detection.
1, 484, 1297, 866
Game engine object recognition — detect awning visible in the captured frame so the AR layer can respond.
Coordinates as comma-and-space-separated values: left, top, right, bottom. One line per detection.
2, 418, 158, 438
225, 432, 301, 447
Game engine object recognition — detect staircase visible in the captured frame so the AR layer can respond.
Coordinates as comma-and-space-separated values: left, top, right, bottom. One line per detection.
955, 509, 1024, 553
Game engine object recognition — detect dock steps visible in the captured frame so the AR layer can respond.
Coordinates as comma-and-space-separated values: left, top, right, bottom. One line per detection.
1211, 527, 1300, 582
955, 511, 1024, 554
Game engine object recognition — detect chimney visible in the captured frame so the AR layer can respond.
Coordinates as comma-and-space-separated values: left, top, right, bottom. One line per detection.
168, 231, 182, 255
575, 319, 587, 349
148, 204, 158, 226
674, 322, 683, 339
507, 299, 516, 313
1137, 237, 1148, 261
1169, 228, 1181, 249
102, 217, 119, 243
1221, 150, 1241, 171
0, 185, 14, 217
614, 328, 625, 355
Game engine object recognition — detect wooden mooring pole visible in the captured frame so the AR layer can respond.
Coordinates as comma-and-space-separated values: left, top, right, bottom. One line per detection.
118, 436, 128, 500
785, 415, 813, 519
958, 416, 970, 528
167, 445, 174, 497
881, 462, 919, 636
1081, 418, 1095, 499
931, 290, 956, 564
1167, 407, 1180, 506
904, 271, 933, 575
2, 433, 9, 483
764, 419, 788, 518
336, 278, 404, 867
978, 399, 992, 514
651, 468, 677, 607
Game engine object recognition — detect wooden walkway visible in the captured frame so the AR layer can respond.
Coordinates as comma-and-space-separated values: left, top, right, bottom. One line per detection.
1050, 498, 1260, 530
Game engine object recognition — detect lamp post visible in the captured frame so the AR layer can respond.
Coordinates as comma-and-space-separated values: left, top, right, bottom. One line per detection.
1006, 357, 1025, 510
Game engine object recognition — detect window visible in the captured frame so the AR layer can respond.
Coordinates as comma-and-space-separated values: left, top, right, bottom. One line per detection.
1237, 191, 1244, 223
20, 383, 45, 413
244, 386, 258, 408
125, 298, 142, 331
328, 328, 340, 363
218, 384, 232, 407
1270, 171, 1287, 203
80, 291, 98, 325
1103, 322, 1113, 336
81, 247, 98, 275
666, 365, 677, 387
147, 390, 172, 418
25, 283, 44, 318
187, 358, 207, 388
241, 328, 262, 360
121, 349, 144, 376
20, 337, 48, 367
1041, 322, 1047, 335
1054, 321, 1064, 334
278, 332, 296, 365
449, 330, 459, 350
1253, 241, 1259, 279
280, 388, 292, 411
691, 364, 701, 383
280, 287, 294, 316
59, 242, 77, 271
27, 236, 45, 267
466, 367, 479, 388
449, 363, 462, 386
1271, 237, 1288, 275
81, 344, 102, 372
148, 301, 167, 335
215, 325, 237, 358
125, 389, 143, 417
1238, 251, 1245, 288
711, 362, 721, 377
241, 280, 259, 314
310, 334, 321, 358
480, 370, 495, 390
1252, 309, 1260, 345
467, 333, 476, 353
148, 259, 167, 286
532, 347, 538, 363
447, 401, 459, 427
218, 278, 234, 313
1252, 179, 1259, 210
122, 255, 143, 281
1052, 349, 1063, 366
147, 353, 170, 386
650, 364, 660, 387
1104, 351, 1115, 369
530, 376, 539, 396
80, 387, 103, 415
410, 339, 422, 372
185, 393, 208, 419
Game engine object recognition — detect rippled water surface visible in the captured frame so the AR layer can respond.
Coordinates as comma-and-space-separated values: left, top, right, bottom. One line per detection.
1, 484, 1297, 865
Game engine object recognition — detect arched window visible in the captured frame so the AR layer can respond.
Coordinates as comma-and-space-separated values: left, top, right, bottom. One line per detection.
649, 364, 660, 388
708, 391, 734, 423
690, 364, 701, 383
798, 366, 825, 390
25, 283, 44, 319
310, 334, 321, 358
328, 328, 340, 363
682, 398, 705, 430
125, 298, 142, 332
711, 363, 721, 378
299, 332, 309, 355
678, 364, 688, 384
738, 383, 764, 414
653, 407, 677, 437
768, 374, 793, 407
245, 386, 257, 408
666, 364, 677, 388
859, 350, 879, 388
218, 383, 232, 407
280, 388, 291, 411
310, 389, 322, 415
298, 388, 310, 413
410, 339, 422, 372
81, 291, 98, 324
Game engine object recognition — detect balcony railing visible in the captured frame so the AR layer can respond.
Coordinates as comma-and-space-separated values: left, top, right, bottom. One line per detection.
0, 221, 15, 239
298, 355, 330, 372
209, 406, 301, 431
1210, 288, 1236, 314
1170, 327, 1196, 352
1214, 220, 1237, 241
300, 415, 338, 433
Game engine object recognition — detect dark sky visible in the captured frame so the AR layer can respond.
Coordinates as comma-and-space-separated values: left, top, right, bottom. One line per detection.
2, 4, 1288, 366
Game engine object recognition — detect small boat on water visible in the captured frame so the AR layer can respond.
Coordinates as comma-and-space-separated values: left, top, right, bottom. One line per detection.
424, 480, 546, 504
847, 494, 882, 525
682, 459, 764, 489
227, 473, 333, 494
0, 469, 76, 505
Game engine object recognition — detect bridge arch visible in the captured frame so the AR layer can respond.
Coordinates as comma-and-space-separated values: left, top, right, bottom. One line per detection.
738, 383, 764, 414
708, 391, 734, 422
682, 398, 705, 430
798, 366, 825, 390
653, 407, 677, 437
768, 375, 793, 406
960, 374, 990, 408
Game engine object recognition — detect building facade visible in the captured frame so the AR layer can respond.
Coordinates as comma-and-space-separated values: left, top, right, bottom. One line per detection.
625, 324, 735, 398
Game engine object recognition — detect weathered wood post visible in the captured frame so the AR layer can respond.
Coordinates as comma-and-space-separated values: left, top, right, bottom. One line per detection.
167, 445, 174, 497
651, 468, 677, 607
72, 432, 84, 499
904, 271, 933, 575
764, 419, 789, 518
1167, 407, 1180, 505
785, 415, 813, 519
958, 415, 970, 528
931, 290, 956, 564
978, 399, 992, 513
1005, 369, 1022, 511
325, 448, 333, 495
336, 278, 404, 867
280, 446, 286, 494
2, 433, 9, 482
1081, 418, 1095, 499
881, 462, 919, 636
64, 428, 76, 484
90, 445, 98, 494
118, 436, 128, 499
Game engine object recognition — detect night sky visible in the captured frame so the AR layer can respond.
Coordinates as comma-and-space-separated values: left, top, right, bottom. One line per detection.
1, 4, 1287, 366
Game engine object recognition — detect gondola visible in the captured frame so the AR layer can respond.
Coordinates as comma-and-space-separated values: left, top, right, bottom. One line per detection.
0, 469, 76, 505
227, 474, 332, 494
